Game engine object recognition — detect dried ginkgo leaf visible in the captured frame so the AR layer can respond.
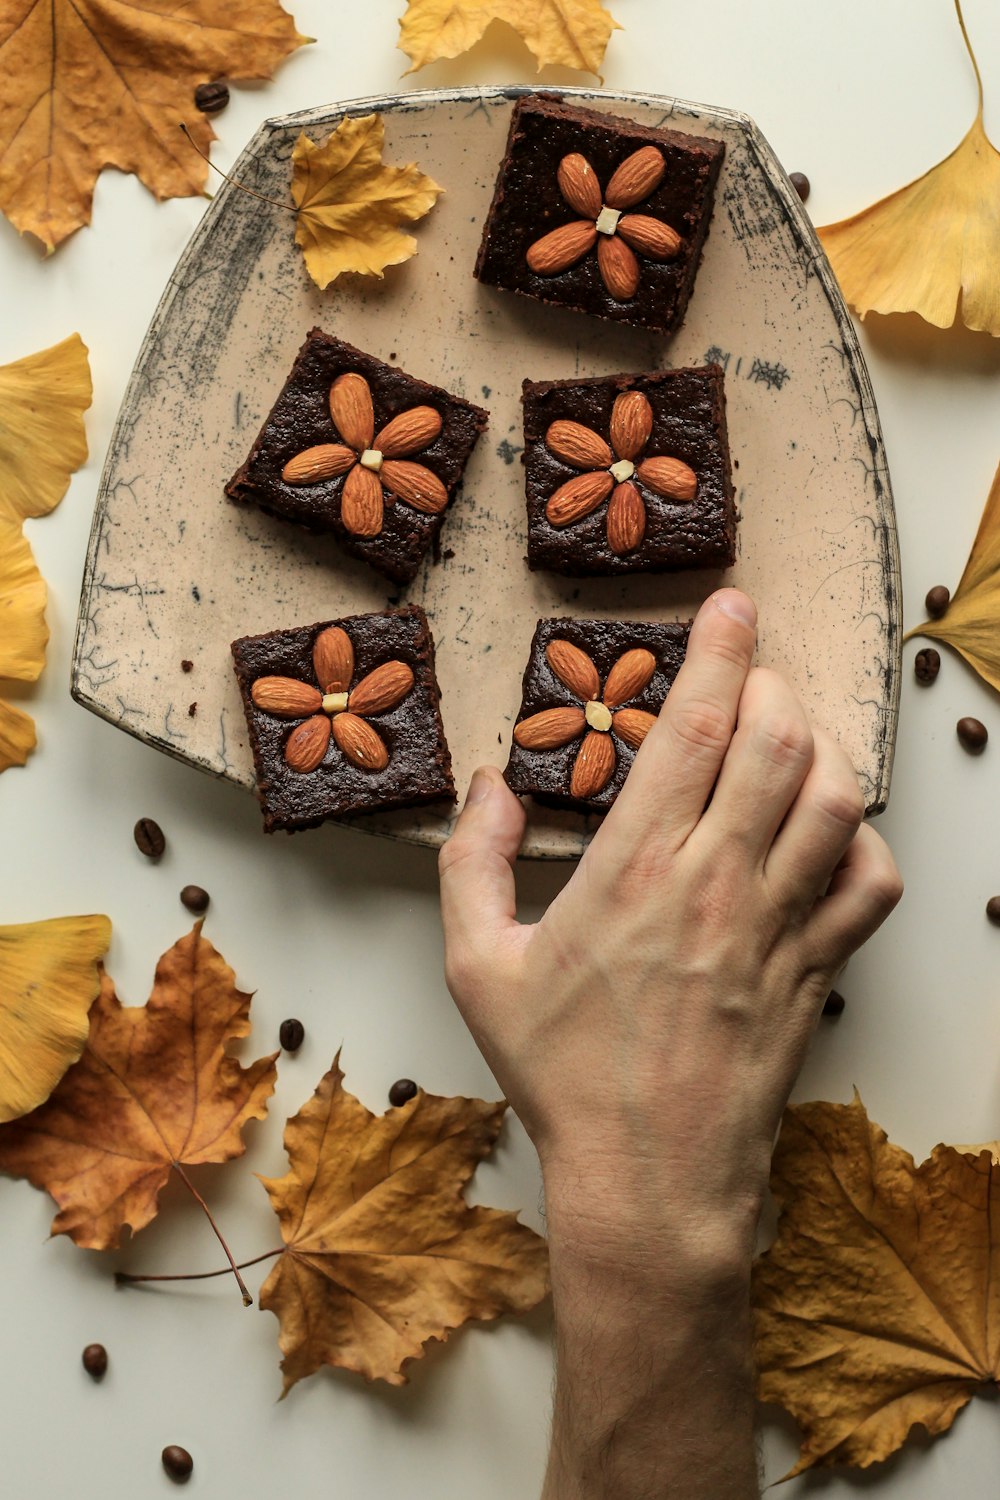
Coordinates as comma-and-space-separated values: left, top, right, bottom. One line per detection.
0, 915, 111, 1124
397, 0, 620, 77
904, 459, 1000, 691
0, 334, 92, 522
0, 520, 48, 684
818, 2, 1000, 334
291, 115, 443, 290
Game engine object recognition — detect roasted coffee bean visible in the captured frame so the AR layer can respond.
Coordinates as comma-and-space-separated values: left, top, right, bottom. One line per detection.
913, 647, 941, 685
986, 896, 1000, 926
181, 659, 193, 673
388, 1078, 418, 1107
925, 584, 950, 617
789, 171, 810, 202
162, 1446, 194, 1482
133, 818, 165, 859
957, 716, 988, 752
194, 81, 229, 114
179, 884, 210, 915
279, 1018, 305, 1052
82, 1343, 107, 1379
822, 990, 846, 1018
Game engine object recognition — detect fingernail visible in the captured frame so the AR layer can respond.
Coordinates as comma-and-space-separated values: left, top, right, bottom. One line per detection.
464, 769, 492, 808
712, 589, 757, 628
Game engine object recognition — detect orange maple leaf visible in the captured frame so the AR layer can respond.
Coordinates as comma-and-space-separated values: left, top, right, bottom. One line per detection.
0, 0, 309, 251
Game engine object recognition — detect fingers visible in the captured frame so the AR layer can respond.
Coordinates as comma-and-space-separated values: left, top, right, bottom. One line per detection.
438, 767, 526, 1000
803, 822, 903, 970
765, 728, 865, 904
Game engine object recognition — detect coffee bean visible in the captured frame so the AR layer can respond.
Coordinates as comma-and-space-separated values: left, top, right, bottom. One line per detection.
133, 818, 165, 860
82, 1343, 108, 1379
188, 702, 197, 717
180, 884, 210, 915
389, 1078, 418, 1107
194, 80, 229, 114
925, 584, 950, 617
279, 1018, 305, 1052
957, 717, 988, 753
162, 1445, 194, 1482
913, 647, 941, 685
180, 659, 193, 673
789, 171, 810, 202
986, 896, 1000, 925
822, 990, 846, 1018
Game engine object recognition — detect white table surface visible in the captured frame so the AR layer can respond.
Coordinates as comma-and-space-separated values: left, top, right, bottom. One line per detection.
3, 1, 1000, 1493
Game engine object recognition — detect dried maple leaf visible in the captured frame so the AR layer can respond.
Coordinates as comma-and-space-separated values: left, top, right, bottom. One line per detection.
0, 334, 91, 523
258, 1057, 549, 1390
398, 0, 620, 77
818, 1, 1000, 334
904, 459, 1000, 692
291, 115, 443, 290
0, 915, 110, 1123
0, 1, 308, 252
0, 923, 277, 1250
753, 1094, 1000, 1475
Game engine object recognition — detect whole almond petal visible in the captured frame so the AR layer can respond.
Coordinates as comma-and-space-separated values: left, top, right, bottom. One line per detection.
251, 676, 322, 718
610, 391, 653, 460
606, 481, 646, 556
597, 235, 640, 300
348, 660, 415, 716
281, 444, 356, 485
570, 730, 616, 799
526, 220, 597, 275
546, 640, 600, 701
637, 455, 698, 502
313, 626, 354, 694
546, 470, 614, 527
332, 713, 389, 771
284, 715, 331, 773
545, 420, 613, 470
329, 372, 374, 451
612, 708, 658, 749
557, 153, 602, 218
604, 147, 666, 209
513, 707, 586, 750
380, 460, 448, 514
617, 213, 682, 260
374, 405, 442, 458
603, 648, 657, 708
341, 464, 383, 536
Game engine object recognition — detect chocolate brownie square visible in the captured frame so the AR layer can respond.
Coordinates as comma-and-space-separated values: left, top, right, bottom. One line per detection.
225, 331, 488, 586
522, 365, 736, 575
505, 617, 690, 811
475, 94, 724, 336
231, 605, 455, 833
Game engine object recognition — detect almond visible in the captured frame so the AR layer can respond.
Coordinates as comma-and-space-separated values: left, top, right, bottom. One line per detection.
374, 405, 442, 458
606, 481, 646, 556
341, 464, 383, 536
604, 147, 665, 209
637, 456, 697, 502
331, 712, 389, 772
313, 626, 354, 694
329, 372, 374, 451
251, 676, 322, 718
526, 220, 597, 275
545, 420, 613, 470
281, 444, 355, 485
557, 153, 602, 218
546, 640, 600, 701
546, 470, 613, 527
612, 708, 658, 749
610, 391, 653, 460
570, 729, 616, 799
603, 649, 657, 708
513, 707, 586, 751
380, 460, 448, 514
284, 714, 331, 773
617, 213, 682, 260
348, 660, 414, 716
597, 235, 640, 300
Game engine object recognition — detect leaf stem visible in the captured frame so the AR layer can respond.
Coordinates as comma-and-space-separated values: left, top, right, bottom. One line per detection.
170, 1161, 255, 1306
178, 123, 297, 214
954, 0, 984, 116
115, 1247, 282, 1288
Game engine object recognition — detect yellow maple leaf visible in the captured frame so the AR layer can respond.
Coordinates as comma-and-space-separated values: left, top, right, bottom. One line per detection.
818, 0, 1000, 334
291, 115, 443, 290
397, 0, 620, 77
0, 915, 111, 1124
904, 459, 1000, 692
0, 334, 92, 523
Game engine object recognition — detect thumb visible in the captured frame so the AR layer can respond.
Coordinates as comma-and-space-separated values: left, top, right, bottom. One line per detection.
439, 767, 526, 990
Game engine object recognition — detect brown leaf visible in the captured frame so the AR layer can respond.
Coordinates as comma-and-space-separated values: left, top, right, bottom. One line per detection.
0, 2, 308, 252
0, 924, 277, 1247
397, 0, 619, 76
752, 1094, 1000, 1475
258, 1057, 549, 1390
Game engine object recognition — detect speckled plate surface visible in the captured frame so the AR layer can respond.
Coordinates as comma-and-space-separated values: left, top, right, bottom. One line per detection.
72, 85, 900, 859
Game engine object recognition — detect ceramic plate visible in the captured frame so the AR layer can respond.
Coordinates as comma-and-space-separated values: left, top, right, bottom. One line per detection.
72, 85, 900, 858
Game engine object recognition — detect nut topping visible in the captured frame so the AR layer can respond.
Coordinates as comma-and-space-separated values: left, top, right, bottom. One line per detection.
322, 691, 349, 714
585, 700, 613, 731
595, 206, 622, 236
359, 448, 384, 471
608, 458, 635, 483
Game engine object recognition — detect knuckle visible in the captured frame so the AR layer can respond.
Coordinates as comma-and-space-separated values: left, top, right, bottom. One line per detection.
868, 859, 904, 912
752, 714, 813, 771
670, 697, 733, 757
812, 774, 865, 831
438, 835, 476, 880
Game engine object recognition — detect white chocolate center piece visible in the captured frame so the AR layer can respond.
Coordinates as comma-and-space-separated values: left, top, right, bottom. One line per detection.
609, 458, 635, 483
595, 206, 622, 236
359, 448, 384, 471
